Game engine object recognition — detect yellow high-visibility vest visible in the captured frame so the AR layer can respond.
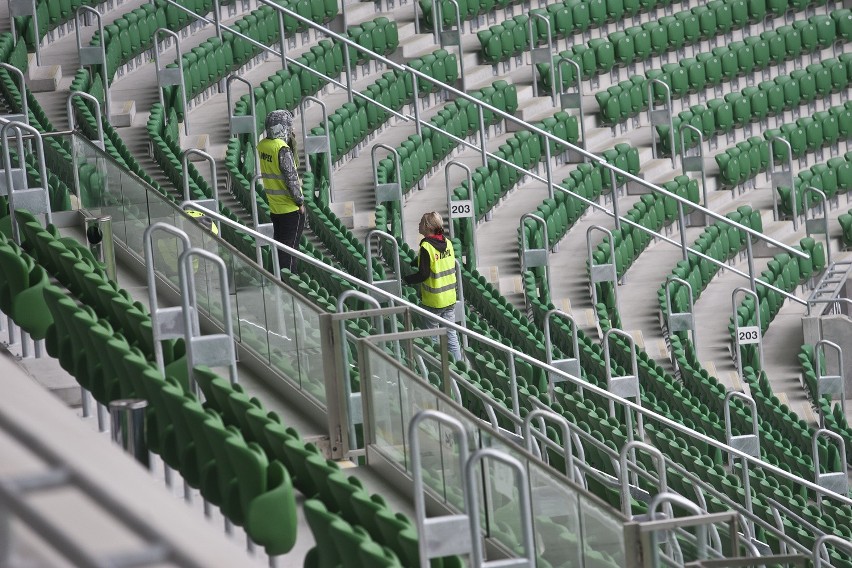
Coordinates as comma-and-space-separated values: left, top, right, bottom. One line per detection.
257, 137, 300, 214
420, 239, 457, 309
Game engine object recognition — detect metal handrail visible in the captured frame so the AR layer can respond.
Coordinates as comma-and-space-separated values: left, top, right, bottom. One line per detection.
181, 200, 852, 512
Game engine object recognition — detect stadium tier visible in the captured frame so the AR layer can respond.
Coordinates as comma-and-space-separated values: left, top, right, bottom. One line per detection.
1, 0, 852, 565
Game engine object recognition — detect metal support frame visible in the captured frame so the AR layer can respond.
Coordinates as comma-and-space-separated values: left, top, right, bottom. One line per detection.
523, 408, 584, 484
436, 0, 465, 90
603, 329, 643, 439
811, 429, 848, 510
211, 0, 222, 39
142, 223, 192, 374
66, 91, 104, 149
648, 78, 675, 167
178, 247, 239, 393
10, 0, 39, 64
153, 28, 188, 136
1, 121, 51, 244
619, 441, 667, 519
0, 62, 28, 126
587, 224, 620, 313
644, 493, 711, 565
336, 291, 384, 456
371, 143, 405, 243
409, 410, 473, 567
804, 186, 831, 267
364, 229, 402, 300
768, 136, 793, 222
445, 160, 478, 266
679, 123, 708, 208
465, 448, 535, 568
543, 308, 581, 398
225, 75, 257, 139
453, 260, 467, 349
813, 339, 845, 428
813, 535, 852, 568
664, 277, 696, 345
248, 174, 276, 268
731, 287, 763, 380
300, 96, 333, 201
181, 149, 218, 213
520, 213, 550, 312
556, 56, 586, 153
75, 7, 110, 121
528, 12, 554, 102
724, 391, 760, 532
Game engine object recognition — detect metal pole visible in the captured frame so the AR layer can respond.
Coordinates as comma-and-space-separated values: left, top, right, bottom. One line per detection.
84, 216, 116, 281
110, 399, 149, 468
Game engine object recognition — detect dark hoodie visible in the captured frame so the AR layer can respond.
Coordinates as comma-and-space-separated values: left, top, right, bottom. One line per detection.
404, 234, 448, 285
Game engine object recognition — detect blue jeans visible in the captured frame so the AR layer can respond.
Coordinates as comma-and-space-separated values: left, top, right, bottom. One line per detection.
422, 305, 462, 362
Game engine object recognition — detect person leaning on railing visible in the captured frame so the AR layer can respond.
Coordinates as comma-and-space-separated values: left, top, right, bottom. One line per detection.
258, 110, 305, 275
404, 212, 462, 362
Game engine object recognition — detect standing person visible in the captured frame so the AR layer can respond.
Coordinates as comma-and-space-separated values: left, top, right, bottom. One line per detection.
258, 109, 305, 274
404, 212, 462, 362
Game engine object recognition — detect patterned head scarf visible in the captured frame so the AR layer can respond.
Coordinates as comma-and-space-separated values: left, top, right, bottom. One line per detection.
265, 109, 294, 141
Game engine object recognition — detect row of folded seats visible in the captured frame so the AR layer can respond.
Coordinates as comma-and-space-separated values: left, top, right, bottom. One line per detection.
560, 0, 828, 95
1, 208, 471, 566
659, 51, 852, 158
90, 0, 337, 81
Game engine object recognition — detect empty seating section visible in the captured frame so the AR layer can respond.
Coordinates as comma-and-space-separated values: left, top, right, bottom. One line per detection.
774, 151, 852, 217
660, 47, 852, 157
11, 0, 108, 49
799, 344, 852, 455
4, 0, 851, 560
479, 0, 694, 65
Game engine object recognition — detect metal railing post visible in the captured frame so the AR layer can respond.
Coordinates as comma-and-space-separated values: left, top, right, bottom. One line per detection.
437, 0, 465, 90
648, 78, 675, 167
804, 186, 831, 267
178, 248, 239, 393
528, 12, 554, 103
664, 276, 696, 346
520, 213, 550, 311
465, 449, 535, 568
724, 391, 760, 533
181, 149, 218, 213
731, 287, 763, 379
604, 329, 643, 440
679, 123, 708, 208
300, 96, 333, 201
0, 63, 28, 126
153, 28, 188, 135
445, 161, 477, 266
619, 441, 667, 518
75, 7, 110, 121
1, 121, 51, 244
142, 223, 193, 375
587, 224, 620, 313
371, 144, 405, 243
523, 408, 583, 484
556, 56, 586, 153
543, 308, 581, 398
409, 410, 473, 566
813, 339, 845, 428
248, 174, 276, 268
225, 75, 257, 139
812, 428, 848, 511
769, 136, 794, 222
364, 229, 403, 300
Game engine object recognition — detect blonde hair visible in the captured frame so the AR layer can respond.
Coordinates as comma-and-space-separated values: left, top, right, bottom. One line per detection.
420, 212, 444, 235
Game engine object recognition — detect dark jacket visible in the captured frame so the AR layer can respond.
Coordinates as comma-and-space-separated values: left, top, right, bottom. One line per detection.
404, 234, 447, 285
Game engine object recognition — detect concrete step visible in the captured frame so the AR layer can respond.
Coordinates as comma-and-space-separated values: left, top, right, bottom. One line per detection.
27, 61, 62, 92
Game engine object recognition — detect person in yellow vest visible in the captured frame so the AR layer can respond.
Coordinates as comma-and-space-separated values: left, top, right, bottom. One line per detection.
257, 109, 305, 274
404, 212, 462, 361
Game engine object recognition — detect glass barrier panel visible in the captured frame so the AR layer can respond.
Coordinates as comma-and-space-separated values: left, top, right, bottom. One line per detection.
69, 134, 327, 404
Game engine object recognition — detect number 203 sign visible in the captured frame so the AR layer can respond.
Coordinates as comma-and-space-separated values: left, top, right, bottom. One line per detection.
737, 326, 760, 345
450, 200, 474, 219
